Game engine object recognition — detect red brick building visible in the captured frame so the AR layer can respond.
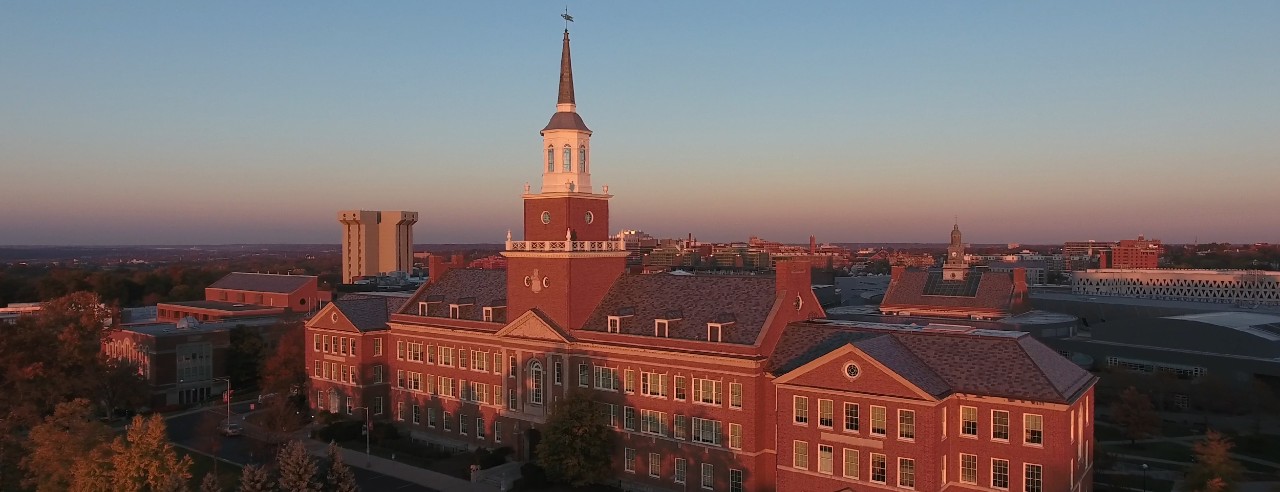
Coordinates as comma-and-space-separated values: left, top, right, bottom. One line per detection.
304, 29, 1095, 492
1100, 236, 1162, 269
157, 272, 321, 322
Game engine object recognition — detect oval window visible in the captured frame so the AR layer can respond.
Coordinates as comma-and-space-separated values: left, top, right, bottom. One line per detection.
844, 363, 860, 379
541, 211, 551, 224
585, 211, 594, 224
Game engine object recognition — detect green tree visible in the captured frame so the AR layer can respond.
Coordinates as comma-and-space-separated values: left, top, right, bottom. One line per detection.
237, 465, 273, 492
323, 443, 359, 492
1111, 386, 1160, 444
275, 440, 321, 492
536, 392, 614, 486
21, 398, 114, 492
1186, 431, 1244, 492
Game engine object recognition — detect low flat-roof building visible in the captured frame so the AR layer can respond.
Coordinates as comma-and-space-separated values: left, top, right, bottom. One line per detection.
157, 272, 321, 322
1072, 268, 1280, 307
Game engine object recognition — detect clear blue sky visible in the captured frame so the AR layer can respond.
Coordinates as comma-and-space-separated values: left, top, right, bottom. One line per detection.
2, 1, 1278, 245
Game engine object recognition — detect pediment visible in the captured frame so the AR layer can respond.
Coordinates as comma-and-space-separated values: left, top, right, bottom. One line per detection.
306, 303, 358, 332
774, 343, 937, 401
495, 310, 571, 342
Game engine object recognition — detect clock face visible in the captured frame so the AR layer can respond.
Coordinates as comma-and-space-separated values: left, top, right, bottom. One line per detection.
844, 363, 860, 379
584, 211, 594, 224
541, 211, 551, 224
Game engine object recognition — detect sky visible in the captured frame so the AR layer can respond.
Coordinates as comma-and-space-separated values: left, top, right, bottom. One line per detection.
2, 1, 1278, 246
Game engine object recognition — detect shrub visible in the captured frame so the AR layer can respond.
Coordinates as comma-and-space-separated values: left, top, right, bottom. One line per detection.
516, 462, 548, 490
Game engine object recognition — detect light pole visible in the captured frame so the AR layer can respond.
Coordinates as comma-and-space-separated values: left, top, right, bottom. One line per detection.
1141, 463, 1148, 492
352, 406, 371, 466
212, 377, 232, 421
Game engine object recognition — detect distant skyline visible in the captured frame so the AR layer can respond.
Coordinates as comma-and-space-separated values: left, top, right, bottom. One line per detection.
3, 1, 1278, 246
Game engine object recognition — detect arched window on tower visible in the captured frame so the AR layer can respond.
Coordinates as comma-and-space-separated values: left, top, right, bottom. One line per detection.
547, 147, 555, 173
563, 145, 572, 173
528, 360, 544, 405
579, 146, 587, 173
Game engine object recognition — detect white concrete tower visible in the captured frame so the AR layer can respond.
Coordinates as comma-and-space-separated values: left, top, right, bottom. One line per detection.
539, 29, 593, 194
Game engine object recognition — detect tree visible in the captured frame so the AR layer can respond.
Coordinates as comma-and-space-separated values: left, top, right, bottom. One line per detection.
323, 443, 359, 492
275, 440, 321, 492
199, 473, 222, 492
228, 326, 267, 390
98, 358, 149, 419
260, 323, 310, 422
1186, 431, 1244, 492
536, 392, 614, 486
1111, 386, 1160, 444
237, 465, 273, 492
70, 414, 194, 492
21, 398, 113, 492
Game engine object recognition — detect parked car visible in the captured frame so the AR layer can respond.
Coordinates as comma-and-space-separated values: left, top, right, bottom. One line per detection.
218, 421, 243, 437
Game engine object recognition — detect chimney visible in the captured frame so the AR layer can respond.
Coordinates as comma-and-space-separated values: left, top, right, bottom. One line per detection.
775, 258, 824, 321
428, 254, 460, 285
891, 265, 906, 281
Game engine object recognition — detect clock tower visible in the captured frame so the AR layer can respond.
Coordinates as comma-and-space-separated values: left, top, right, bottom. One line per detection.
943, 222, 968, 280
504, 28, 628, 330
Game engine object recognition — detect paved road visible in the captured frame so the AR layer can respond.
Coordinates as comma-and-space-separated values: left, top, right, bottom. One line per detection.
166, 403, 439, 492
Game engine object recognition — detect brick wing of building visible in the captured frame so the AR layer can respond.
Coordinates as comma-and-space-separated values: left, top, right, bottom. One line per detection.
304, 28, 1096, 492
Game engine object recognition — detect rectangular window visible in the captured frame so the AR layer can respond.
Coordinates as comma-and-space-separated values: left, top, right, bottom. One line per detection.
692, 417, 723, 446
960, 454, 977, 484
624, 448, 636, 473
844, 402, 860, 432
324, 335, 331, 353
396, 370, 405, 388
843, 449, 859, 479
313, 334, 320, 352
899, 458, 915, 489
443, 412, 451, 432
411, 404, 420, 425
693, 378, 723, 405
1025, 463, 1043, 492
477, 417, 486, 439
396, 402, 403, 421
729, 383, 742, 409
624, 407, 636, 431
818, 399, 833, 428
640, 409, 668, 436
594, 367, 618, 391
350, 338, 356, 356
397, 340, 405, 360
373, 364, 383, 383
509, 355, 517, 377
649, 452, 661, 478
870, 405, 887, 436
554, 360, 563, 385
373, 397, 383, 415
373, 338, 383, 356
345, 397, 353, 414
1025, 414, 1044, 445
675, 414, 687, 440
460, 414, 468, 435
427, 344, 435, 364
993, 410, 1010, 441
495, 422, 502, 443
641, 372, 668, 398
608, 404, 619, 428
508, 389, 517, 410
961, 406, 978, 436
793, 441, 809, 469
730, 469, 743, 492
818, 445, 833, 475
871, 453, 887, 484
440, 346, 453, 366
314, 360, 321, 378
427, 408, 437, 427
473, 350, 488, 372
493, 352, 501, 374
992, 458, 1010, 489
578, 363, 589, 387
728, 423, 742, 449
794, 396, 809, 424
624, 369, 636, 393
675, 376, 687, 400
701, 463, 713, 490
316, 391, 324, 409
675, 458, 687, 484
899, 409, 916, 440
439, 377, 452, 397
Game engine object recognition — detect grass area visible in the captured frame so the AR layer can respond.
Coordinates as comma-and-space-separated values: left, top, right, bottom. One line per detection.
336, 439, 435, 469
1110, 441, 1194, 462
180, 448, 242, 491
1226, 433, 1280, 463
1094, 422, 1127, 441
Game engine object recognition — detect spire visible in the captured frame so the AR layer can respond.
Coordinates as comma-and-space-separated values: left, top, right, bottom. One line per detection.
558, 30, 575, 106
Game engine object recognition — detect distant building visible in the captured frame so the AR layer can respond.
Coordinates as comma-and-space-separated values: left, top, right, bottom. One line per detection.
879, 225, 1031, 320
339, 210, 419, 284
467, 254, 508, 270
156, 272, 321, 322
989, 261, 1048, 285
0, 302, 42, 324
1073, 269, 1280, 306
1100, 235, 1162, 269
104, 317, 246, 407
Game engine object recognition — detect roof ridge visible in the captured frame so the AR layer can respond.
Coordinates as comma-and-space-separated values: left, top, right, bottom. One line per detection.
880, 333, 951, 394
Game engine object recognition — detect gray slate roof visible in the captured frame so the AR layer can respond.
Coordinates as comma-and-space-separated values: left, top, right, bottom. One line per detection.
580, 274, 777, 344
208, 273, 315, 294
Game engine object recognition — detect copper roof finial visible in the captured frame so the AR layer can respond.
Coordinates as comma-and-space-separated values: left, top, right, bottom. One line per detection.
557, 11, 575, 107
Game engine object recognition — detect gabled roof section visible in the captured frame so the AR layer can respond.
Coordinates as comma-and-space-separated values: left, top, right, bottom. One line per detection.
330, 294, 404, 332
580, 274, 776, 345
496, 309, 571, 343
771, 321, 1095, 404
399, 269, 507, 322
881, 269, 1023, 314
208, 272, 315, 294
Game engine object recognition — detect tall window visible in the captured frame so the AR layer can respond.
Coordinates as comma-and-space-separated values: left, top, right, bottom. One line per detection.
730, 383, 743, 408
818, 445, 834, 475
793, 396, 809, 424
529, 360, 544, 405
993, 410, 1010, 441
870, 406, 887, 436
960, 454, 977, 484
1025, 463, 1043, 492
844, 403, 860, 432
961, 406, 978, 436
992, 458, 1010, 489
730, 469, 743, 492
843, 449, 859, 479
898, 458, 916, 489
579, 146, 587, 172
649, 453, 661, 478
624, 448, 636, 473
1025, 414, 1044, 445
871, 453, 887, 484
793, 441, 809, 469
818, 399, 834, 428
563, 145, 572, 173
674, 458, 687, 484
547, 147, 555, 172
728, 423, 742, 449
899, 409, 916, 440
701, 464, 714, 490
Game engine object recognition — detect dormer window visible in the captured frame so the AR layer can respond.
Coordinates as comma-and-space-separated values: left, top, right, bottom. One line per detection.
449, 305, 461, 319
655, 320, 669, 337
707, 323, 724, 342
607, 317, 622, 333
483, 307, 494, 322
417, 302, 429, 316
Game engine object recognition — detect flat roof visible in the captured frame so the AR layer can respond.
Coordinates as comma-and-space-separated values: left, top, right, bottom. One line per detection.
160, 300, 284, 312
1030, 290, 1280, 316
122, 316, 280, 336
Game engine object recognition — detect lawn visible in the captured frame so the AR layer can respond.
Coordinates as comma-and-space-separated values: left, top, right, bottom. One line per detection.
180, 448, 242, 491
1094, 472, 1174, 492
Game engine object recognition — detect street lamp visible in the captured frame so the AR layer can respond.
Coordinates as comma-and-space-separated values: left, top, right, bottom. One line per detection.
1141, 463, 1148, 492
352, 406, 372, 466
212, 377, 232, 422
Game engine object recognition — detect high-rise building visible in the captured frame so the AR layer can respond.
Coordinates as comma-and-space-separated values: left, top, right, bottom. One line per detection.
1100, 235, 1162, 269
338, 210, 419, 283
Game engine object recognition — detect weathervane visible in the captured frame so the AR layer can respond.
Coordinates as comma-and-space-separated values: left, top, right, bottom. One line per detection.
562, 7, 574, 30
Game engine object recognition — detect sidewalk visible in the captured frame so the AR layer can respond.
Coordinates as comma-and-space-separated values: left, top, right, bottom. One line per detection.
297, 430, 496, 492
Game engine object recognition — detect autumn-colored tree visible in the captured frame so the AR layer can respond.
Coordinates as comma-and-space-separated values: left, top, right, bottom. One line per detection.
536, 392, 615, 486
275, 440, 321, 492
237, 464, 273, 492
323, 443, 360, 492
199, 473, 222, 492
259, 323, 310, 423
21, 398, 114, 492
98, 358, 149, 419
1186, 431, 1244, 492
70, 414, 194, 492
1111, 386, 1160, 444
